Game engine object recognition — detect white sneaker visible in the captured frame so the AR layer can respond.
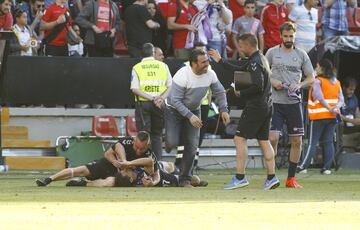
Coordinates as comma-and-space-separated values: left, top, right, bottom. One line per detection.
322, 170, 331, 175
298, 169, 307, 174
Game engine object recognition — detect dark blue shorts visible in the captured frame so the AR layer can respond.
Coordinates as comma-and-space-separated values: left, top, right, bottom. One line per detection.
270, 103, 304, 136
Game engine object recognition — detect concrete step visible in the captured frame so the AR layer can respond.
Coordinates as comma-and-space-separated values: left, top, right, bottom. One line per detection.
201, 138, 259, 147
4, 156, 65, 170
3, 139, 51, 148
1, 126, 28, 139
2, 147, 56, 157
162, 147, 265, 169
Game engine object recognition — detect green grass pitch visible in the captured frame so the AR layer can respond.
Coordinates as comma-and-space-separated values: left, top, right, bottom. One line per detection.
1, 168, 360, 229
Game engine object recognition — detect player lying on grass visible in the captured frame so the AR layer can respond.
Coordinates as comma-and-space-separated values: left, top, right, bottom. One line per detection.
66, 159, 204, 187
36, 131, 154, 186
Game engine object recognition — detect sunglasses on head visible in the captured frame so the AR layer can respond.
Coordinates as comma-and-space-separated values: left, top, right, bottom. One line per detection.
308, 11, 313, 21
14, 8, 25, 17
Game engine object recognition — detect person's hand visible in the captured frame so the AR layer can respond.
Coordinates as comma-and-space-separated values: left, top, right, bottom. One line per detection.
288, 83, 301, 92
186, 24, 197, 32
142, 176, 154, 187
221, 112, 230, 126
154, 22, 160, 29
56, 15, 66, 24
111, 160, 123, 168
21, 40, 31, 52
329, 106, 340, 115
36, 10, 44, 20
271, 79, 283, 90
22, 44, 30, 52
189, 115, 203, 128
340, 114, 347, 121
208, 49, 221, 63
234, 90, 240, 97
118, 161, 134, 169
92, 25, 102, 34
153, 96, 164, 109
109, 28, 116, 38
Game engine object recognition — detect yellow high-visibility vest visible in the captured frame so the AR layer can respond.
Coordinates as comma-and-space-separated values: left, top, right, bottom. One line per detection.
133, 59, 168, 101
184, 61, 211, 106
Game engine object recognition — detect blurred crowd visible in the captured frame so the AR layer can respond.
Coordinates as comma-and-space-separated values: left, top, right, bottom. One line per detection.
0, 0, 358, 58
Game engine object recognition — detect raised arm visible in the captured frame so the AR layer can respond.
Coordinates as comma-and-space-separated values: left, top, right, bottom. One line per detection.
104, 142, 126, 168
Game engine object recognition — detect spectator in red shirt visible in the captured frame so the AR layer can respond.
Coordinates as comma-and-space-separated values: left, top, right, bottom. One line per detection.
0, 0, 13, 30
260, 0, 288, 51
157, 0, 170, 18
167, 0, 197, 59
75, 0, 121, 57
228, 0, 245, 21
0, 0, 13, 64
40, 0, 73, 56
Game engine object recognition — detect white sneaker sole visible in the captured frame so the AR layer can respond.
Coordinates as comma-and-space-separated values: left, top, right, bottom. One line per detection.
224, 182, 250, 190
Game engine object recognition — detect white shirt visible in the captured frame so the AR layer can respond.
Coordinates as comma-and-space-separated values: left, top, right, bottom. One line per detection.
15, 24, 32, 56
68, 42, 84, 56
289, 4, 318, 52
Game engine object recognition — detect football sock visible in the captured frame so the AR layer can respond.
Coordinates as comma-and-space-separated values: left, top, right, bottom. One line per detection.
288, 161, 298, 178
267, 174, 275, 180
236, 174, 245, 180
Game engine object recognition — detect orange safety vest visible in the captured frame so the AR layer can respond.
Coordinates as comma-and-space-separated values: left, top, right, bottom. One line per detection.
308, 76, 341, 120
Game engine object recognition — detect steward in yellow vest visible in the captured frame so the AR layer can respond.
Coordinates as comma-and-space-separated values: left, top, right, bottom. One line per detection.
130, 44, 172, 160
133, 58, 169, 102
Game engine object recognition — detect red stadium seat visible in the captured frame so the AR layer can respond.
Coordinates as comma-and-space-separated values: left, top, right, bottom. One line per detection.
347, 7, 356, 28
125, 115, 138, 137
347, 7, 360, 35
92, 115, 119, 137
355, 7, 360, 27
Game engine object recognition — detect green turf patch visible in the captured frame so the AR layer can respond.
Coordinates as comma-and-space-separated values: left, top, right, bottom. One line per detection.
1, 168, 360, 203
1, 169, 360, 228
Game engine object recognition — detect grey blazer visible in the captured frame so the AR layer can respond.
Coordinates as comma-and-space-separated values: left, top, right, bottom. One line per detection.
75, 0, 121, 45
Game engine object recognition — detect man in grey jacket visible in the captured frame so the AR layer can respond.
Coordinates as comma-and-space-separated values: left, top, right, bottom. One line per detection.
165, 49, 230, 187
75, 0, 120, 57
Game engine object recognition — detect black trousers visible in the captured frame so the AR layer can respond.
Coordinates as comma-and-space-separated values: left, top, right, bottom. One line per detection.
45, 45, 68, 56
86, 44, 114, 57
135, 101, 164, 160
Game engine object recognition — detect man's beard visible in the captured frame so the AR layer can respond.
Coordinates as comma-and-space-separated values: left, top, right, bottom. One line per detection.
199, 67, 208, 74
283, 42, 293, 49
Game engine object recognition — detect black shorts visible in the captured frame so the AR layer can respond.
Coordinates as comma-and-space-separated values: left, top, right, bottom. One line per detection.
85, 158, 118, 181
236, 106, 272, 140
270, 103, 304, 136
